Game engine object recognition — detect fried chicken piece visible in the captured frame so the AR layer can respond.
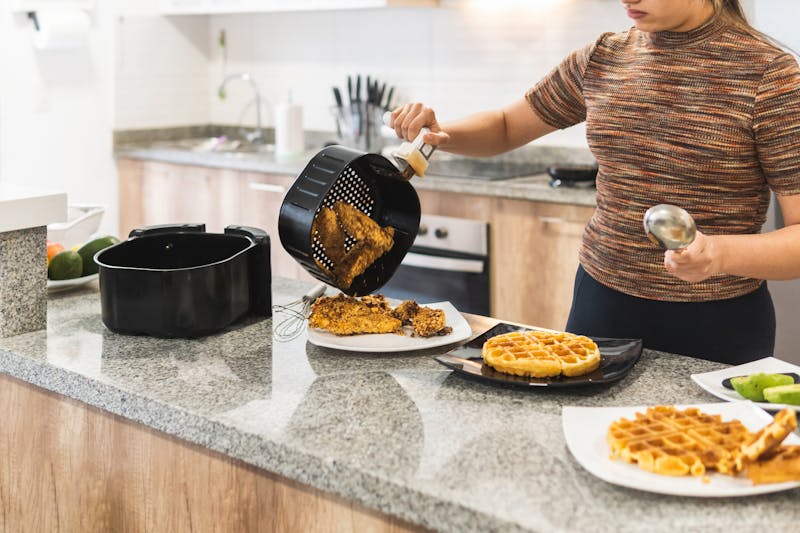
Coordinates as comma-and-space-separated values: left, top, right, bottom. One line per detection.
333, 240, 386, 289
392, 300, 420, 326
361, 294, 392, 313
333, 202, 395, 250
308, 294, 402, 336
312, 207, 346, 264
411, 307, 452, 338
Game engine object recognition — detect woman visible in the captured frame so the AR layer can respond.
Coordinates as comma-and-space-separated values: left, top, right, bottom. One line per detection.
389, 0, 800, 364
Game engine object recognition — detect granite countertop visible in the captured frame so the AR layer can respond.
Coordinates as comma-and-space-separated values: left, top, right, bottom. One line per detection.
1, 278, 798, 532
114, 127, 598, 207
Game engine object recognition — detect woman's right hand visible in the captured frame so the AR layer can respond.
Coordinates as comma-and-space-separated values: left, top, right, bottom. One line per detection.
389, 103, 451, 147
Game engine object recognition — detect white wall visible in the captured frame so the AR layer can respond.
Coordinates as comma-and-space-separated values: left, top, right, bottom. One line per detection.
753, 0, 800, 54
207, 2, 630, 147
114, 14, 211, 129
0, 3, 117, 234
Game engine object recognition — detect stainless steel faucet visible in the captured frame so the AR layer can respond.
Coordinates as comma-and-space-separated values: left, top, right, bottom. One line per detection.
218, 73, 264, 144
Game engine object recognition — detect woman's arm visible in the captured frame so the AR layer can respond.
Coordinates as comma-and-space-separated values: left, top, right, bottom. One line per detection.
665, 193, 800, 282
389, 98, 557, 157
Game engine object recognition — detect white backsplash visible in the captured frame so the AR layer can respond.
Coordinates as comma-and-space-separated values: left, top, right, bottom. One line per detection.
206, 3, 631, 147
113, 0, 794, 151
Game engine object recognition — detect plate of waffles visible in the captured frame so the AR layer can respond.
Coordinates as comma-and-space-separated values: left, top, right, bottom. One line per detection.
434, 322, 642, 388
563, 402, 800, 497
306, 300, 472, 352
691, 357, 800, 412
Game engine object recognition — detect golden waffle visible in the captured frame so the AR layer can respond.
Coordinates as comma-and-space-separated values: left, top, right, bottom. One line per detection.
747, 445, 800, 485
481, 330, 600, 378
737, 408, 797, 470
607, 406, 752, 477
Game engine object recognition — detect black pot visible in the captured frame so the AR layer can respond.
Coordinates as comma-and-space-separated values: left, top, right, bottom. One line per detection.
95, 224, 271, 338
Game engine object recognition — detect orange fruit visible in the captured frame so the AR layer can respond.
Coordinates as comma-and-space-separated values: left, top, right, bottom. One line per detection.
47, 241, 65, 266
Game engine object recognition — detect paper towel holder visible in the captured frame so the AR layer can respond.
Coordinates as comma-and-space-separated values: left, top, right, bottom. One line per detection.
17, 2, 94, 51
11, 0, 95, 12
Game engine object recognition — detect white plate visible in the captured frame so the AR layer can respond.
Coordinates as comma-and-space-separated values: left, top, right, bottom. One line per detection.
47, 273, 98, 293
691, 357, 800, 412
562, 401, 800, 497
306, 301, 472, 352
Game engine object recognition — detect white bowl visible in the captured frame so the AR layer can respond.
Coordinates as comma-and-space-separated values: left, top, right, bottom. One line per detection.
47, 204, 105, 248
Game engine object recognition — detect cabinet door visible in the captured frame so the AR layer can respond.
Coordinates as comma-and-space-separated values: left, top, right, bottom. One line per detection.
491, 198, 594, 330
239, 172, 312, 281
119, 160, 241, 236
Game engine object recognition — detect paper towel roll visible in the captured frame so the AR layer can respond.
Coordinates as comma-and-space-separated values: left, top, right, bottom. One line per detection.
274, 103, 304, 157
32, 8, 90, 50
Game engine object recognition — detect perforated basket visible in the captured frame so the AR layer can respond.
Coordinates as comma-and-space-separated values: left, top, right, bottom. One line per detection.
278, 145, 420, 296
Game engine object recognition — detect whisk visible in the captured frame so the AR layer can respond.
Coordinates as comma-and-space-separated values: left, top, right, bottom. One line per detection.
273, 283, 327, 341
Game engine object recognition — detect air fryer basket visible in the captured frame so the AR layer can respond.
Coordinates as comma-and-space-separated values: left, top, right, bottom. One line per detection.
278, 145, 420, 296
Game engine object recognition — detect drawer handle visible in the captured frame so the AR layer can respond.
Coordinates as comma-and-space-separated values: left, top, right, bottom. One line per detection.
537, 216, 566, 224
249, 182, 286, 194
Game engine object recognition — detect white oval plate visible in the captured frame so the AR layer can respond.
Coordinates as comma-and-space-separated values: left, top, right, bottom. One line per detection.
47, 273, 98, 293
306, 301, 472, 353
690, 357, 800, 412
563, 401, 800, 497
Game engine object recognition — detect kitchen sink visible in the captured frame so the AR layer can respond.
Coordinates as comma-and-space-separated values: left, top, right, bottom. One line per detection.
165, 137, 276, 154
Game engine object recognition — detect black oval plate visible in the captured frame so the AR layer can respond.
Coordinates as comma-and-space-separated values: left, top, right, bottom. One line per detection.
435, 323, 643, 389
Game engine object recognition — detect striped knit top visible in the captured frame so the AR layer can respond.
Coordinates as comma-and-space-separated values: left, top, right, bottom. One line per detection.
526, 16, 800, 302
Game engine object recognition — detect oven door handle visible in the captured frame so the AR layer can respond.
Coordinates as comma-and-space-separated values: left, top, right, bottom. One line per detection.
401, 252, 485, 273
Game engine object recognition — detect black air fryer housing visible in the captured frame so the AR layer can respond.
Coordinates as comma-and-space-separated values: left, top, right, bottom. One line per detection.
95, 224, 271, 338
278, 145, 420, 296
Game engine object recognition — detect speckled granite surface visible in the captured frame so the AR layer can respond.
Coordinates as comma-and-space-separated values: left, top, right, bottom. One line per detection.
115, 129, 598, 207
0, 278, 798, 532
0, 226, 47, 337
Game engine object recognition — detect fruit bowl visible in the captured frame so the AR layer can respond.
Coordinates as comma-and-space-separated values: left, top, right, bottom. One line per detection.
47, 273, 99, 294
47, 205, 105, 249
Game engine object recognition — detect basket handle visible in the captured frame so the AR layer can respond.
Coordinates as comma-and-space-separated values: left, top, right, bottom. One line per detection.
128, 223, 206, 239
225, 225, 272, 317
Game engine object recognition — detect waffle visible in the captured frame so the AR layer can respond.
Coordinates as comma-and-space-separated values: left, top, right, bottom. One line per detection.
481, 330, 600, 378
738, 408, 797, 470
747, 445, 800, 485
607, 406, 751, 476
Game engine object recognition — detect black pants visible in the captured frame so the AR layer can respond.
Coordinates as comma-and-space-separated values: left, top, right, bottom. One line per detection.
565, 265, 775, 365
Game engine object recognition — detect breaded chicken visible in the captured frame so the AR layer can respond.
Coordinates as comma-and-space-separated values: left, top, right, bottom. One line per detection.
308, 294, 402, 336
333, 240, 385, 289
333, 202, 395, 250
411, 307, 452, 338
392, 300, 420, 326
361, 294, 392, 313
312, 206, 346, 263
307, 294, 452, 338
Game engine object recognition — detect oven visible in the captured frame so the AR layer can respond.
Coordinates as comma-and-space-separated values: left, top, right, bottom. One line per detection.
380, 214, 490, 316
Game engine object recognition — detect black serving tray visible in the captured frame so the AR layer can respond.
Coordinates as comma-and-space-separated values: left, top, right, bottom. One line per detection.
435, 323, 642, 389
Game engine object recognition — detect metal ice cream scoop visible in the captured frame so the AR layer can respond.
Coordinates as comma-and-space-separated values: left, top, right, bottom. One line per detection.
643, 204, 697, 251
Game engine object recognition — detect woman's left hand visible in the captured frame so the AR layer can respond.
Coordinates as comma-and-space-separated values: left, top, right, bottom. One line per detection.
663, 231, 722, 283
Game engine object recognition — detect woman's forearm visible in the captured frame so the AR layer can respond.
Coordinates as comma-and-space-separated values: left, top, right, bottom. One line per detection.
439, 99, 557, 157
438, 110, 513, 157
715, 224, 800, 280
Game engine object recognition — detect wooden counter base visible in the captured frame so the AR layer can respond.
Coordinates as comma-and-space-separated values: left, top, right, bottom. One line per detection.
0, 373, 425, 533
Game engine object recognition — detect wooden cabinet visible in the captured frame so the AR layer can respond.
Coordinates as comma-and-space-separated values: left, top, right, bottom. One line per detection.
237, 172, 312, 281
118, 159, 240, 236
117, 158, 311, 283
417, 189, 594, 330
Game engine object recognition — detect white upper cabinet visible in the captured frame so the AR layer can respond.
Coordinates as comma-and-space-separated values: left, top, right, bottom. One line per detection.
160, 0, 438, 15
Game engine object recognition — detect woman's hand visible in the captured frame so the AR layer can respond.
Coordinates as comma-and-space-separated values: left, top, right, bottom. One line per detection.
389, 103, 451, 147
663, 231, 723, 283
